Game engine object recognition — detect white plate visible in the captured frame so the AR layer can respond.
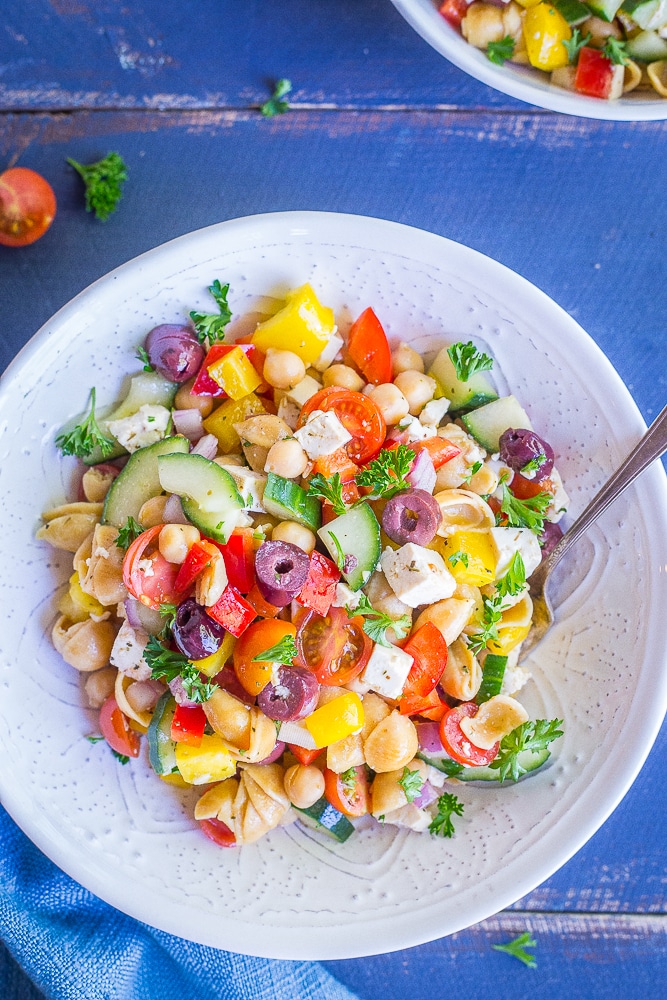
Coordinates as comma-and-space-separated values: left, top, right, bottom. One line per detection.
390, 0, 667, 121
1, 212, 666, 960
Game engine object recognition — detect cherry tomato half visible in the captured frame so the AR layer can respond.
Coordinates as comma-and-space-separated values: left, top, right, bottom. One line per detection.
0, 167, 56, 247
99, 696, 141, 758
198, 817, 237, 848
324, 765, 370, 817
296, 606, 371, 686
510, 472, 554, 500
346, 307, 392, 386
298, 386, 386, 464
122, 524, 182, 610
400, 622, 448, 716
233, 619, 297, 696
439, 703, 499, 767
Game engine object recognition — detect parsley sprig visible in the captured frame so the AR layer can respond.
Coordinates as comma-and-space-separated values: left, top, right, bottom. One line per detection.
112, 750, 130, 765
136, 346, 154, 372
252, 634, 298, 665
307, 472, 347, 515
487, 36, 515, 67
521, 453, 547, 475
398, 766, 425, 804
261, 78, 292, 117
493, 931, 537, 968
499, 479, 551, 535
142, 636, 218, 704
347, 593, 411, 648
461, 460, 483, 484
428, 792, 464, 838
467, 594, 503, 656
495, 551, 526, 601
190, 280, 232, 345
562, 28, 591, 64
447, 341, 494, 381
490, 719, 564, 782
55, 388, 115, 460
67, 152, 127, 221
603, 37, 629, 65
116, 516, 145, 551
355, 445, 415, 500
340, 767, 358, 793
448, 550, 469, 569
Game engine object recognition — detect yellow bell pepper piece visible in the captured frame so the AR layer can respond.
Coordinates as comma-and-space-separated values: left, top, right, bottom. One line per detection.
68, 572, 105, 618
487, 624, 531, 655
203, 392, 266, 453
523, 4, 571, 71
207, 346, 262, 401
252, 283, 335, 365
513, 0, 542, 7
193, 631, 236, 678
175, 735, 237, 785
437, 532, 496, 587
160, 772, 191, 789
305, 692, 365, 749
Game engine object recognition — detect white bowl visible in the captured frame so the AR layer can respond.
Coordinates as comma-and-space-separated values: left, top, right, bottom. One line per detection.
390, 0, 667, 120
1, 211, 666, 959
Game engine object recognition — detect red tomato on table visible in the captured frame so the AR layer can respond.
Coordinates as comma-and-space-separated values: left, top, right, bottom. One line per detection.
0, 167, 56, 247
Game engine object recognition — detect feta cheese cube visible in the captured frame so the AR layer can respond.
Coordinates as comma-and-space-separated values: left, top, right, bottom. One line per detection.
419, 397, 450, 427
312, 330, 344, 372
107, 404, 171, 454
490, 526, 542, 580
220, 464, 267, 512
361, 642, 414, 700
546, 467, 569, 524
294, 409, 352, 459
110, 620, 150, 680
277, 396, 301, 431
284, 375, 322, 408
397, 415, 431, 443
381, 543, 457, 608
332, 581, 361, 610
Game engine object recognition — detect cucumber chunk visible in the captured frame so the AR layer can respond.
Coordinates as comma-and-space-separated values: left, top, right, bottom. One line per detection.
83, 372, 177, 465
263, 473, 322, 532
621, 0, 667, 28
318, 502, 381, 590
428, 346, 498, 415
625, 28, 667, 61
294, 797, 355, 842
102, 435, 190, 528
418, 747, 551, 782
147, 692, 178, 776
158, 452, 244, 543
461, 395, 533, 453
586, 0, 623, 19
475, 654, 508, 704
552, 0, 591, 23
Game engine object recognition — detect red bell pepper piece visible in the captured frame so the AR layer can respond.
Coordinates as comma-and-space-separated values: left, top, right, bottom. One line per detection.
312, 448, 360, 482
170, 704, 207, 746
245, 582, 280, 619
346, 307, 392, 386
192, 343, 267, 397
206, 585, 256, 637
173, 539, 219, 596
296, 551, 341, 616
574, 47, 615, 99
288, 744, 324, 766
413, 437, 461, 470
399, 623, 448, 716
439, 0, 470, 29
214, 529, 255, 594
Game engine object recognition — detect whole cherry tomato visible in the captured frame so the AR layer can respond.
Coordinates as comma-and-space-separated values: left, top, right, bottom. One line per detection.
0, 167, 56, 247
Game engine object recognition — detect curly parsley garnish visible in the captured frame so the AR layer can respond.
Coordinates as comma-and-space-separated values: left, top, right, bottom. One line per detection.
428, 792, 464, 838
448, 550, 469, 569
355, 445, 415, 500
499, 479, 551, 535
135, 346, 154, 372
261, 78, 292, 117
495, 551, 526, 601
447, 341, 494, 381
603, 37, 629, 65
67, 152, 127, 221
347, 593, 411, 648
490, 719, 564, 782
467, 593, 504, 656
521, 453, 547, 476
487, 35, 515, 67
461, 460, 483, 484
307, 472, 347, 515
115, 516, 145, 551
253, 634, 298, 665
142, 636, 217, 704
493, 931, 538, 968
111, 750, 130, 765
55, 387, 115, 460
190, 279, 232, 345
398, 766, 425, 804
562, 28, 591, 64
340, 767, 358, 793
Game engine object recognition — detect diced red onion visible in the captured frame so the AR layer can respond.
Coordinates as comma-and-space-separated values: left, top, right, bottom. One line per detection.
172, 408, 204, 442
407, 449, 436, 494
415, 720, 445, 754
124, 597, 164, 635
169, 675, 199, 708
413, 781, 438, 810
162, 493, 189, 525
125, 679, 166, 713
191, 433, 218, 460
257, 740, 286, 765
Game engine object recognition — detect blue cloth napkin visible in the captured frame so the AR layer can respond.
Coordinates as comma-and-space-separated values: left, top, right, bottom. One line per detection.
0, 806, 358, 1000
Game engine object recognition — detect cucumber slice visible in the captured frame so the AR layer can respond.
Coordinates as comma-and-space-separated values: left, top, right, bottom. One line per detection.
625, 28, 667, 61
318, 503, 381, 590
102, 435, 190, 528
476, 654, 508, 704
294, 797, 355, 842
263, 473, 322, 532
552, 0, 591, 23
428, 346, 498, 415
147, 691, 178, 776
416, 752, 464, 777
418, 747, 551, 782
586, 0, 623, 20
158, 452, 244, 543
82, 372, 177, 465
621, 0, 667, 28
461, 395, 533, 453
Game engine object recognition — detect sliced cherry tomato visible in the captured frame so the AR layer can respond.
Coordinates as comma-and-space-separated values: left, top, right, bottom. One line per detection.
510, 472, 554, 500
122, 524, 181, 610
296, 606, 371, 686
170, 704, 207, 746
198, 817, 237, 847
0, 167, 56, 247
346, 307, 392, 386
99, 696, 141, 758
288, 744, 324, 766
233, 619, 297, 696
296, 551, 340, 617
439, 702, 499, 767
324, 765, 370, 817
438, 0, 470, 28
173, 539, 219, 595
413, 437, 461, 470
298, 386, 386, 464
206, 585, 256, 637
399, 623, 448, 716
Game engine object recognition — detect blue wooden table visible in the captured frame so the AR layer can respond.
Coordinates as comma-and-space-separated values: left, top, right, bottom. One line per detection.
1, 2, 666, 997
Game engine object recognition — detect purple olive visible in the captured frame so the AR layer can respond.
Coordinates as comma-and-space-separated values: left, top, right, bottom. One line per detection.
539, 520, 564, 560
499, 428, 555, 479
172, 597, 227, 660
382, 488, 442, 547
257, 666, 319, 722
144, 324, 205, 384
254, 540, 310, 607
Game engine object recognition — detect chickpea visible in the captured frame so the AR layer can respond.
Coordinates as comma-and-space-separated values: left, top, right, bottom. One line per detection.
284, 764, 325, 810
264, 438, 308, 479
81, 466, 117, 503
391, 342, 424, 377
175, 376, 213, 418
263, 348, 306, 390
322, 364, 365, 392
138, 495, 169, 528
393, 370, 437, 415
84, 667, 117, 709
159, 523, 201, 564
271, 520, 316, 554
367, 383, 410, 425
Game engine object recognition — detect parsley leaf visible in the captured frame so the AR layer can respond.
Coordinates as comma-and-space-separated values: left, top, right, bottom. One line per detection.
307, 472, 347, 515
447, 341, 494, 381
261, 78, 292, 117
603, 37, 629, 65
495, 551, 526, 600
190, 279, 232, 345
448, 550, 469, 569
428, 792, 464, 838
347, 593, 411, 648
398, 766, 425, 804
252, 634, 298, 665
562, 28, 591, 64
158, 602, 179, 638
115, 516, 145, 551
328, 530, 346, 572
487, 35, 516, 66
499, 482, 551, 535
111, 750, 130, 765
135, 346, 154, 372
142, 636, 218, 704
67, 152, 127, 221
490, 718, 564, 782
461, 460, 483, 484
55, 387, 115, 460
355, 445, 415, 500
466, 593, 503, 655
340, 767, 358, 793
493, 931, 538, 968
521, 453, 547, 475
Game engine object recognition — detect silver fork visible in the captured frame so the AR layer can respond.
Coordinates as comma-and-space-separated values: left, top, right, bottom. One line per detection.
520, 403, 667, 661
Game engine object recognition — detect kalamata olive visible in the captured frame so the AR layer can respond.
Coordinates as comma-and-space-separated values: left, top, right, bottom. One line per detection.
539, 520, 564, 559
144, 324, 205, 384
254, 540, 310, 607
257, 666, 319, 722
382, 488, 442, 547
499, 428, 554, 480
172, 597, 227, 660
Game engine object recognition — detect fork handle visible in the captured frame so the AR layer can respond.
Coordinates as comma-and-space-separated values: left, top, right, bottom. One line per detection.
541, 403, 667, 578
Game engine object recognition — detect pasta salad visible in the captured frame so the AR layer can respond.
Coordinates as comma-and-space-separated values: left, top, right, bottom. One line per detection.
38, 281, 565, 848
